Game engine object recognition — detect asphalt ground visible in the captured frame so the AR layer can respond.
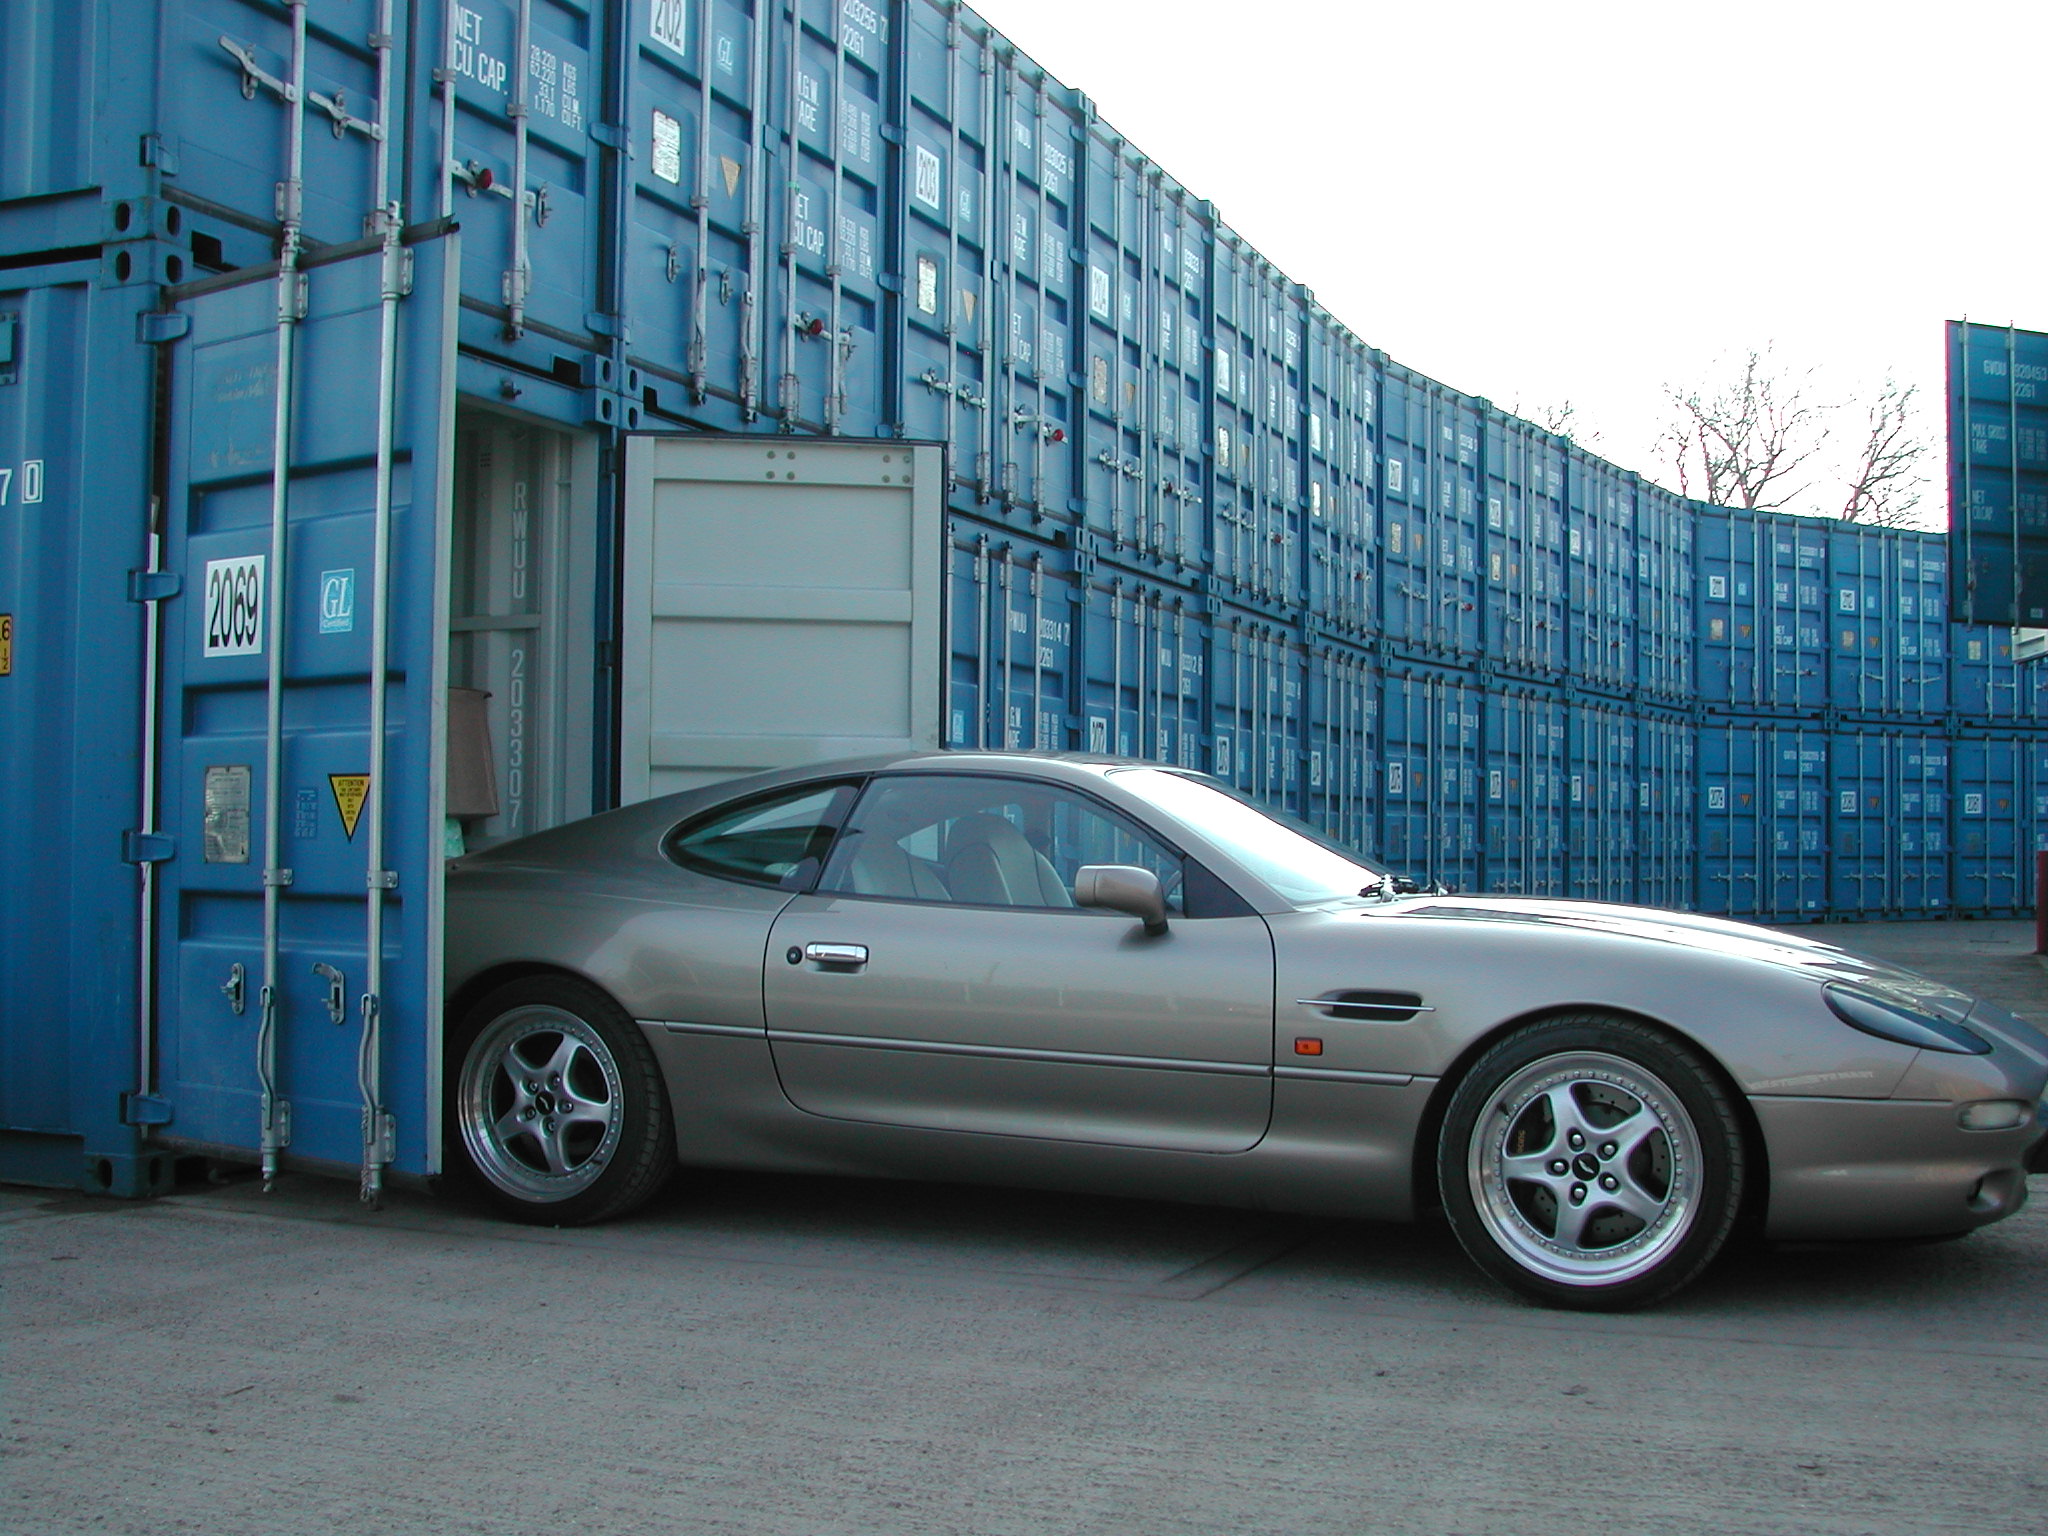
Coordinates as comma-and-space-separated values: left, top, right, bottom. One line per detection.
5, 920, 2046, 1536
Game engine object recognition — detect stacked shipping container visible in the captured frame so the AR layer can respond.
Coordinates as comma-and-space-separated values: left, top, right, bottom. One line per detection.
1, 0, 2042, 1191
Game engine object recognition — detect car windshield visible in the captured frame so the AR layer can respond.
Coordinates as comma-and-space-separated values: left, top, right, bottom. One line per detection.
1108, 767, 1393, 905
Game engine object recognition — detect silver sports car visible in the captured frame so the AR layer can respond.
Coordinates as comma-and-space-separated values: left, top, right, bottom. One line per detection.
443, 751, 2048, 1309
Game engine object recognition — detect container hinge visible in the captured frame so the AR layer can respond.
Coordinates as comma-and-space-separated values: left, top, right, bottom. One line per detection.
138, 312, 191, 345
140, 133, 182, 175
123, 830, 176, 865
879, 123, 905, 145
128, 568, 183, 602
368, 870, 398, 890
584, 311, 622, 337
589, 122, 625, 149
121, 1092, 175, 1127
877, 272, 902, 294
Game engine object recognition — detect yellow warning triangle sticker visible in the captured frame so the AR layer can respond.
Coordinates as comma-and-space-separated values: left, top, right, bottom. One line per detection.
330, 774, 371, 840
720, 155, 743, 198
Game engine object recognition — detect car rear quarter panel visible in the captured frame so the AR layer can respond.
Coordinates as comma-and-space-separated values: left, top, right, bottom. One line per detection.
444, 861, 788, 1030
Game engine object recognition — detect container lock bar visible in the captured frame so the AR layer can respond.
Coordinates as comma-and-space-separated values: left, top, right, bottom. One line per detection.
220, 36, 293, 104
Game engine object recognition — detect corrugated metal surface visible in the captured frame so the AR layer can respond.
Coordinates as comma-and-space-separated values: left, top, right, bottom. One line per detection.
3, 0, 2044, 1191
0, 264, 163, 1192
1947, 320, 2048, 627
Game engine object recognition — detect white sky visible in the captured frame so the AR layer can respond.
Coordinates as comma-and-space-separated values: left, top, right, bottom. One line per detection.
966, 0, 2045, 526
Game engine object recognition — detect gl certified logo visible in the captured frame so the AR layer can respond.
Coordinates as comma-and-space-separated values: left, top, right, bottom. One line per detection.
319, 569, 356, 635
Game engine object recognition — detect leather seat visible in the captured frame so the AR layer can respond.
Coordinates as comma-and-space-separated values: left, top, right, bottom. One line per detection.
842, 836, 950, 901
942, 815, 1073, 908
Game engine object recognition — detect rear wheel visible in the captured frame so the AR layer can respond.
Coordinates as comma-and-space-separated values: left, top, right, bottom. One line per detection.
1438, 1015, 1745, 1310
449, 976, 675, 1225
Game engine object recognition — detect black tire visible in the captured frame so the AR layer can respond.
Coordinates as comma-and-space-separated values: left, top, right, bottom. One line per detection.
1437, 1014, 1746, 1311
447, 975, 676, 1225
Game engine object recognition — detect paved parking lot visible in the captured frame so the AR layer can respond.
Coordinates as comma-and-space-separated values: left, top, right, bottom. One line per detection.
6, 921, 2046, 1535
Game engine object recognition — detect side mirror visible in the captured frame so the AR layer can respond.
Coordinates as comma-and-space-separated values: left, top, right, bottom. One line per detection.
1074, 864, 1169, 936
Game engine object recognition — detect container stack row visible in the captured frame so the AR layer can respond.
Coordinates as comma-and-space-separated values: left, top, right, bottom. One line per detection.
1, 0, 2042, 924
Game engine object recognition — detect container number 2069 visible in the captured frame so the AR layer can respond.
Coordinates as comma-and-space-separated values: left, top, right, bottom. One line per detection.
204, 555, 266, 657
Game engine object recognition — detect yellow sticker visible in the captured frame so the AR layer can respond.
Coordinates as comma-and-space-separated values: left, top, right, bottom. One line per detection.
0, 614, 11, 675
720, 155, 743, 199
329, 774, 371, 840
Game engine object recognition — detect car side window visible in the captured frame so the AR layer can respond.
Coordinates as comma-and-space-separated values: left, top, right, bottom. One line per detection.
817, 774, 1186, 914
664, 781, 860, 889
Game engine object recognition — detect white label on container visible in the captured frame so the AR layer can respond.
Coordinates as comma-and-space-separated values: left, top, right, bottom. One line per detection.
1386, 457, 1403, 495
203, 555, 265, 657
650, 0, 688, 57
651, 111, 682, 185
1215, 348, 1231, 396
915, 256, 939, 315
1708, 574, 1727, 598
1708, 786, 1727, 810
1386, 761, 1404, 796
1839, 588, 1856, 612
913, 146, 942, 209
1088, 265, 1110, 320
1965, 793, 1984, 816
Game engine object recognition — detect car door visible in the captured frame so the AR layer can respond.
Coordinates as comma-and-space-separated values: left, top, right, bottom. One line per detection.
763, 773, 1276, 1152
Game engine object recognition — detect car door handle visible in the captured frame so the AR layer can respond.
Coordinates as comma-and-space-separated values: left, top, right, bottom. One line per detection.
803, 942, 869, 969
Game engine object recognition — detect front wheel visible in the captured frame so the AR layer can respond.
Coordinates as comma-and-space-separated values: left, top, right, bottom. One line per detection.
1438, 1015, 1746, 1310
448, 976, 676, 1225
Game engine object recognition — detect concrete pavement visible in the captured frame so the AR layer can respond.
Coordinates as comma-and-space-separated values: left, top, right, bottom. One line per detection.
5, 919, 2045, 1536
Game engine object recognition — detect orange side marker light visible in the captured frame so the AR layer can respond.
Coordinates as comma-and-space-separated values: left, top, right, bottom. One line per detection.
1294, 1037, 1324, 1057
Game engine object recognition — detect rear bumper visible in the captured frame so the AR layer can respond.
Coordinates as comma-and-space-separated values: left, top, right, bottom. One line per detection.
1753, 1095, 2040, 1241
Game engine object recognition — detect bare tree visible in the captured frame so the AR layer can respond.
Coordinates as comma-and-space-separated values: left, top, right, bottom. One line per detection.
1839, 377, 1925, 526
1658, 349, 1830, 510
1512, 398, 1600, 446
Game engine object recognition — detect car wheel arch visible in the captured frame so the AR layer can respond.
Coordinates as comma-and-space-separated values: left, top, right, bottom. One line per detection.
1408, 1004, 1770, 1231
446, 961, 618, 1039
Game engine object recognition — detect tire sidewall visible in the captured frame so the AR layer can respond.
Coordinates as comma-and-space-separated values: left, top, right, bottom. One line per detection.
1438, 1015, 1744, 1310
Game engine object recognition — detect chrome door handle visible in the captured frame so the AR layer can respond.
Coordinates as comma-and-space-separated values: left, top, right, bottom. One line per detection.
803, 942, 869, 968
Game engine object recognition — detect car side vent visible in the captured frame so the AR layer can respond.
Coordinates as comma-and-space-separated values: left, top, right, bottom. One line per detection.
1306, 990, 1432, 1022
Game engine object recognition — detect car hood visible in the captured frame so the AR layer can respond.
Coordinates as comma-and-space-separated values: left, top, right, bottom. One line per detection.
1374, 895, 2031, 1032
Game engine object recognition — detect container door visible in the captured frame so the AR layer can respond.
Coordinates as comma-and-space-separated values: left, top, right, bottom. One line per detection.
618, 436, 944, 801
151, 233, 457, 1186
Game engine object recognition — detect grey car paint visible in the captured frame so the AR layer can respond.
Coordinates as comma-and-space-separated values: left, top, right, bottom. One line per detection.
445, 751, 2048, 1250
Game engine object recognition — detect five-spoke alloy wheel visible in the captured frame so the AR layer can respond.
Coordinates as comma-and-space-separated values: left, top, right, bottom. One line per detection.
449, 976, 675, 1224
1439, 1015, 1745, 1310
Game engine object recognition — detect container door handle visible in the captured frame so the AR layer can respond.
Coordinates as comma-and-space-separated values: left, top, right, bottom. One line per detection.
803, 942, 869, 970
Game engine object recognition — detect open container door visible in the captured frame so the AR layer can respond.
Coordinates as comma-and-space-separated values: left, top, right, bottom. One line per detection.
619, 436, 946, 801
147, 227, 459, 1196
